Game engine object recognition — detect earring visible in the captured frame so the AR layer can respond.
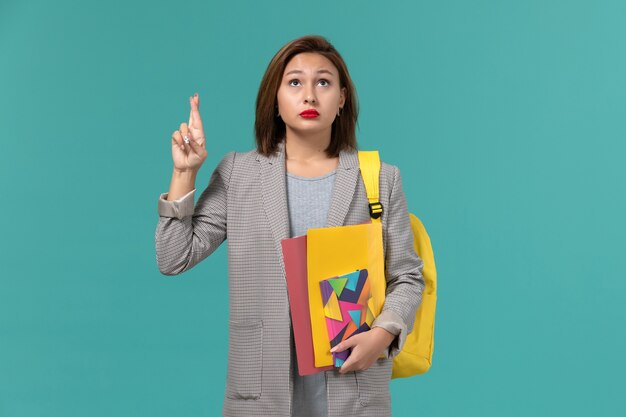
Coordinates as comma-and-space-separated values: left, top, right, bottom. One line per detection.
337, 107, 343, 117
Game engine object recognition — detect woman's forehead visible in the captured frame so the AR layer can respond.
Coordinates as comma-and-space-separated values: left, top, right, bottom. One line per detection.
283, 53, 338, 77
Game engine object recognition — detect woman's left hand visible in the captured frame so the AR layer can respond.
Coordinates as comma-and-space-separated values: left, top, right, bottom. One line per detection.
331, 327, 396, 374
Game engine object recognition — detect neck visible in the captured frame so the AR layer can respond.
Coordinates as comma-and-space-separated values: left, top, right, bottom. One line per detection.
284, 127, 332, 161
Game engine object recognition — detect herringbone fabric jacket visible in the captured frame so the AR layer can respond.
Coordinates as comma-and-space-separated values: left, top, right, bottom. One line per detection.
155, 140, 424, 417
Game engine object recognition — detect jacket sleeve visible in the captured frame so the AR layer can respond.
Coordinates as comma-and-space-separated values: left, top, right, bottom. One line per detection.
154, 151, 235, 276
371, 165, 425, 358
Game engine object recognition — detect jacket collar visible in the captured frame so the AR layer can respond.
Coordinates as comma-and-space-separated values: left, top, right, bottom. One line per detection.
256, 140, 361, 278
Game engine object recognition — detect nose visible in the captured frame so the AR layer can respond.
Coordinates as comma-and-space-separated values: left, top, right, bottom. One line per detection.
304, 86, 317, 104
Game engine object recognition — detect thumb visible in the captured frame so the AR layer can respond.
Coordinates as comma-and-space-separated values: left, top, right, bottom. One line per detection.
186, 129, 205, 155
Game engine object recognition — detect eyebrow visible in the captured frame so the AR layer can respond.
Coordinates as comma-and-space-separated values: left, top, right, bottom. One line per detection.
284, 69, 336, 77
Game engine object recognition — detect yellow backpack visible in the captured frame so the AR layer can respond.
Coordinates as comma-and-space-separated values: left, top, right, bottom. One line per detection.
358, 151, 437, 378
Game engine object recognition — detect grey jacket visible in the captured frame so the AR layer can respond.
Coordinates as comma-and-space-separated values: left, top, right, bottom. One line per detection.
155, 141, 424, 417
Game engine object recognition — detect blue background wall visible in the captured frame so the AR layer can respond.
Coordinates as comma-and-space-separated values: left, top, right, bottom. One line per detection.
1, 0, 624, 415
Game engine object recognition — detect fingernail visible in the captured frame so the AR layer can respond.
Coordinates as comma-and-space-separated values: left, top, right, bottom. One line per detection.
194, 93, 198, 97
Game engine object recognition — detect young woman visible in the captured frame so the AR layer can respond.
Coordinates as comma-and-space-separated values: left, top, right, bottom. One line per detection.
155, 35, 424, 417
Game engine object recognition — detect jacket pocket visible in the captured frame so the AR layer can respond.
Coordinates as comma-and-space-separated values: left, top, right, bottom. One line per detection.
354, 358, 392, 407
225, 320, 263, 400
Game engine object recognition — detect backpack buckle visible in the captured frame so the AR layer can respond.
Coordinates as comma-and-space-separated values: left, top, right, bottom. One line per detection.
369, 202, 383, 219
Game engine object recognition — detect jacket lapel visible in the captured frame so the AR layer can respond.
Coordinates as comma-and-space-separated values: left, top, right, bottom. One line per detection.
325, 148, 360, 227
257, 141, 291, 278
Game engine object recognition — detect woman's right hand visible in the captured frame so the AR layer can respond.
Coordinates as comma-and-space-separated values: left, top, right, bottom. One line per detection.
171, 93, 208, 173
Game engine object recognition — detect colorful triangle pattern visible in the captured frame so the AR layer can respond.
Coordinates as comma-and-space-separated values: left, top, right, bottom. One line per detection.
319, 269, 373, 367
323, 291, 342, 321
328, 277, 348, 297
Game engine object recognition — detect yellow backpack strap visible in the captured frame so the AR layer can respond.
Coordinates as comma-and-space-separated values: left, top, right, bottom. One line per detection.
357, 150, 383, 223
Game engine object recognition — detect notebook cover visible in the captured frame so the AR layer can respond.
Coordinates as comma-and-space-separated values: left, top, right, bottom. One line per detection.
307, 222, 386, 368
281, 235, 334, 376
320, 269, 375, 367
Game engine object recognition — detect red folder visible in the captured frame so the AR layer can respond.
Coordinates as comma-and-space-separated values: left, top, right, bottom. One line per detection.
281, 235, 334, 376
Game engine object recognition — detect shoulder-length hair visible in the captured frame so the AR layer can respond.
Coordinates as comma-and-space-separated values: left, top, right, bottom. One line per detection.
254, 35, 359, 157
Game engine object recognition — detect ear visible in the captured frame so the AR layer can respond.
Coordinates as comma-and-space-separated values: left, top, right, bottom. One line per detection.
339, 87, 346, 108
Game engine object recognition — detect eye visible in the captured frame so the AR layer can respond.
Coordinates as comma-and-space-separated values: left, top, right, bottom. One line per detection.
318, 79, 330, 87
288, 79, 301, 87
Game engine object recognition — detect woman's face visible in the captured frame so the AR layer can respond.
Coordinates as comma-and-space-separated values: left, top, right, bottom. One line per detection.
276, 52, 346, 139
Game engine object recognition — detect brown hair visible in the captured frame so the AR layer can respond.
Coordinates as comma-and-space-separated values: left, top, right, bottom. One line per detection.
254, 35, 359, 157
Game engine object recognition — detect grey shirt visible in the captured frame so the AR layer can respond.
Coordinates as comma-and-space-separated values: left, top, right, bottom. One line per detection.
286, 169, 337, 417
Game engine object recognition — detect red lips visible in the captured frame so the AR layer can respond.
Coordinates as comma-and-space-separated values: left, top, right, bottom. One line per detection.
300, 109, 320, 118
